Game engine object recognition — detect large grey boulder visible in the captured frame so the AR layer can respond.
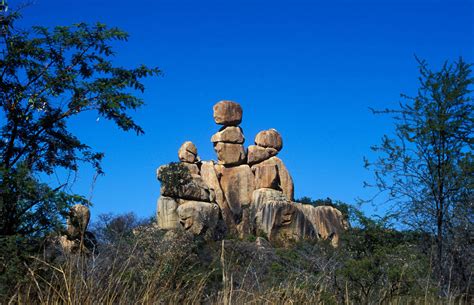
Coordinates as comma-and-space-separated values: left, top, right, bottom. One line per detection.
156, 196, 180, 230
176, 201, 226, 240
296, 204, 348, 247
251, 189, 315, 246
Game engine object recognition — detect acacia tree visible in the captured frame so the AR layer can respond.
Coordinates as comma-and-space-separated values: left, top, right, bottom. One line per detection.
365, 57, 473, 293
0, 11, 160, 238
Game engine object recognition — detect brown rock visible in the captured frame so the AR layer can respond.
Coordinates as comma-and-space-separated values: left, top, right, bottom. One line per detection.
254, 164, 280, 189
219, 164, 255, 216
214, 142, 246, 165
266, 147, 278, 157
251, 156, 294, 201
178, 141, 198, 163
213, 100, 243, 126
255, 129, 283, 151
200, 161, 235, 227
156, 196, 180, 230
296, 204, 348, 247
211, 126, 245, 144
247, 145, 270, 165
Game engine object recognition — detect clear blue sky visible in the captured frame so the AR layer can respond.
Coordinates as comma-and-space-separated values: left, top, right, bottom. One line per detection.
19, 0, 474, 219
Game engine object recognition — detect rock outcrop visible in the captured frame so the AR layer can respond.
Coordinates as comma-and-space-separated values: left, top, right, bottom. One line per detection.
251, 189, 316, 245
296, 204, 348, 247
59, 204, 97, 254
155, 100, 347, 246
156, 142, 226, 239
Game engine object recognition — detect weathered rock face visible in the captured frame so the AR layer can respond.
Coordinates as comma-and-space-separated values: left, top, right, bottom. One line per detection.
177, 201, 225, 240
214, 142, 246, 165
178, 141, 198, 163
251, 156, 294, 201
200, 161, 236, 233
200, 161, 224, 206
157, 196, 180, 230
219, 165, 255, 216
154, 100, 347, 245
247, 145, 271, 165
251, 189, 315, 245
296, 204, 347, 247
211, 126, 244, 144
254, 164, 280, 189
213, 100, 243, 126
255, 129, 283, 152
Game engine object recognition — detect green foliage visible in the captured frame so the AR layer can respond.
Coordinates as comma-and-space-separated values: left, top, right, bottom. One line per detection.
335, 209, 430, 304
0, 9, 159, 295
365, 57, 473, 292
156, 162, 192, 190
0, 11, 159, 237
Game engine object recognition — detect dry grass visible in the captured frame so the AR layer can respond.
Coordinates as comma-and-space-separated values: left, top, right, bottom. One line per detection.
6, 231, 471, 305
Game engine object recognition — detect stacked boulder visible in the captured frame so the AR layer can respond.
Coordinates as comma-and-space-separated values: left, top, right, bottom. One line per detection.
155, 100, 347, 246
59, 204, 97, 254
249, 129, 294, 200
156, 142, 225, 240
210, 101, 255, 237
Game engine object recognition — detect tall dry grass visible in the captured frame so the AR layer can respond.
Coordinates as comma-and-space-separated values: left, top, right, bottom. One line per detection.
6, 230, 471, 305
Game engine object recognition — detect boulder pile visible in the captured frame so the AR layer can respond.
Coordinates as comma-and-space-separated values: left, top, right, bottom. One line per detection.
156, 100, 347, 246
157, 142, 226, 240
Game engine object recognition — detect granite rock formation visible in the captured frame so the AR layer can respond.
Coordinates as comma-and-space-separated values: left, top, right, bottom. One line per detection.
156, 142, 226, 239
155, 100, 347, 245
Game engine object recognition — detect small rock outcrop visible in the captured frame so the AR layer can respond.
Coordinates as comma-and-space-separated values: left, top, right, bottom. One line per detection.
155, 100, 347, 246
59, 204, 97, 254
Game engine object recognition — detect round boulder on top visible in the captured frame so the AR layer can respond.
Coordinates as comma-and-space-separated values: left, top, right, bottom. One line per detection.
213, 100, 243, 126
178, 141, 198, 163
255, 129, 283, 151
